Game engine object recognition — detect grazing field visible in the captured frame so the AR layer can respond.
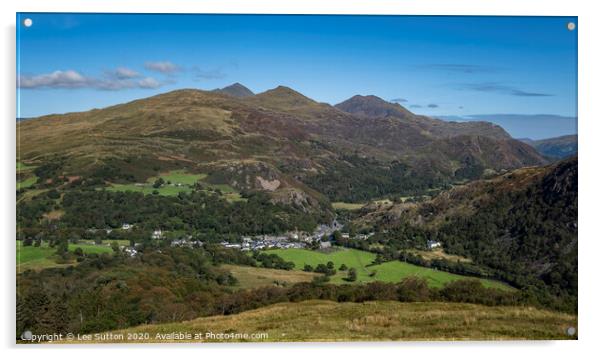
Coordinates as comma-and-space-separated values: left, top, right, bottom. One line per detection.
268, 248, 510, 290
106, 170, 244, 201
223, 264, 318, 290
158, 170, 207, 185
16, 241, 115, 271
108, 300, 577, 342
106, 183, 192, 196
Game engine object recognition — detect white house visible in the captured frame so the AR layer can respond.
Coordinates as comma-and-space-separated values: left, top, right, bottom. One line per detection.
151, 229, 163, 239
427, 240, 442, 249
122, 223, 132, 230
123, 247, 138, 257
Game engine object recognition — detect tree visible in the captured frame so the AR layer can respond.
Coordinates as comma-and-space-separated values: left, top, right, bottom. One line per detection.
326, 261, 334, 270
346, 268, 357, 282
303, 264, 313, 272
153, 178, 165, 189
111, 241, 120, 253
332, 230, 342, 241
339, 264, 348, 271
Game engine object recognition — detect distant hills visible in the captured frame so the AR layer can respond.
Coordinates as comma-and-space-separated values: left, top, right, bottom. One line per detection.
520, 135, 577, 160
17, 83, 547, 206
438, 114, 577, 141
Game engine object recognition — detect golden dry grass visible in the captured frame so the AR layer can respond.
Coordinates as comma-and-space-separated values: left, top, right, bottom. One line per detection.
223, 264, 318, 290
96, 300, 577, 343
408, 248, 472, 263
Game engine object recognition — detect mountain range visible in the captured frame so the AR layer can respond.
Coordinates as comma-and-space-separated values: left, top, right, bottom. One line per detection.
520, 135, 577, 159
438, 114, 577, 141
17, 83, 547, 208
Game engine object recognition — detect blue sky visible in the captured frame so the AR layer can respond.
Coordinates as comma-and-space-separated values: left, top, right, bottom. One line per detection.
17, 14, 577, 137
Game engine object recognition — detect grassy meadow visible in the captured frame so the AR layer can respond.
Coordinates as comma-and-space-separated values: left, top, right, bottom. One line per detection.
106, 169, 244, 201
268, 248, 510, 290
108, 300, 577, 342
16, 240, 115, 271
223, 264, 318, 290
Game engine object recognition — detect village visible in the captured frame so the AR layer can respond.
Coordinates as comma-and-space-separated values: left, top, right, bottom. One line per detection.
115, 219, 380, 257
90, 220, 441, 258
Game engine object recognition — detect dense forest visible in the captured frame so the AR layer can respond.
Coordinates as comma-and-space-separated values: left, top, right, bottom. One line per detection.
302, 155, 446, 203
437, 159, 578, 312
18, 188, 325, 237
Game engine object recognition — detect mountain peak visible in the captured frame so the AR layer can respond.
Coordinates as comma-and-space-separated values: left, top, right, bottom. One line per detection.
335, 94, 413, 119
260, 85, 308, 98
250, 85, 318, 109
213, 83, 254, 98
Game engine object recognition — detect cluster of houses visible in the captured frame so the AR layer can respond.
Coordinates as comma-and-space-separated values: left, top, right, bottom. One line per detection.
220, 236, 306, 251
108, 219, 388, 256
341, 232, 374, 240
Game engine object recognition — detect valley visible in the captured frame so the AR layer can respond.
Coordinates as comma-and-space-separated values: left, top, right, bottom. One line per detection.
16, 84, 577, 341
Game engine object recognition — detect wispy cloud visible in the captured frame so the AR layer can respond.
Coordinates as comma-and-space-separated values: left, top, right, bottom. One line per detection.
18, 69, 163, 90
410, 104, 423, 109
390, 98, 407, 103
427, 104, 439, 108
144, 61, 180, 74
459, 82, 554, 97
417, 63, 502, 74
107, 67, 141, 79
19, 70, 90, 89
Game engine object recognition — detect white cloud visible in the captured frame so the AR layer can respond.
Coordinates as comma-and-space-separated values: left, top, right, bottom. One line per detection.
144, 61, 180, 74
110, 67, 141, 79
18, 69, 163, 91
19, 70, 91, 89
137, 77, 161, 89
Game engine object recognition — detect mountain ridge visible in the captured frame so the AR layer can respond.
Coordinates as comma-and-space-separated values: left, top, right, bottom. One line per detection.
17, 84, 547, 207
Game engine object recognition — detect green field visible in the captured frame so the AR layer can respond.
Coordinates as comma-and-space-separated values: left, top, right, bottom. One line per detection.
16, 240, 115, 271
268, 248, 511, 290
17, 176, 37, 189
154, 170, 207, 185
109, 300, 576, 342
107, 170, 244, 201
107, 183, 192, 196
16, 162, 35, 172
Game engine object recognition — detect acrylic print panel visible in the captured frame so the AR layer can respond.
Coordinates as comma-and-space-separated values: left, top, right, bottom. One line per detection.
16, 13, 577, 343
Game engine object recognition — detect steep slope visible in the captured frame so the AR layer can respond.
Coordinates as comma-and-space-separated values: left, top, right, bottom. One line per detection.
354, 158, 577, 311
521, 135, 577, 159
17, 85, 547, 205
